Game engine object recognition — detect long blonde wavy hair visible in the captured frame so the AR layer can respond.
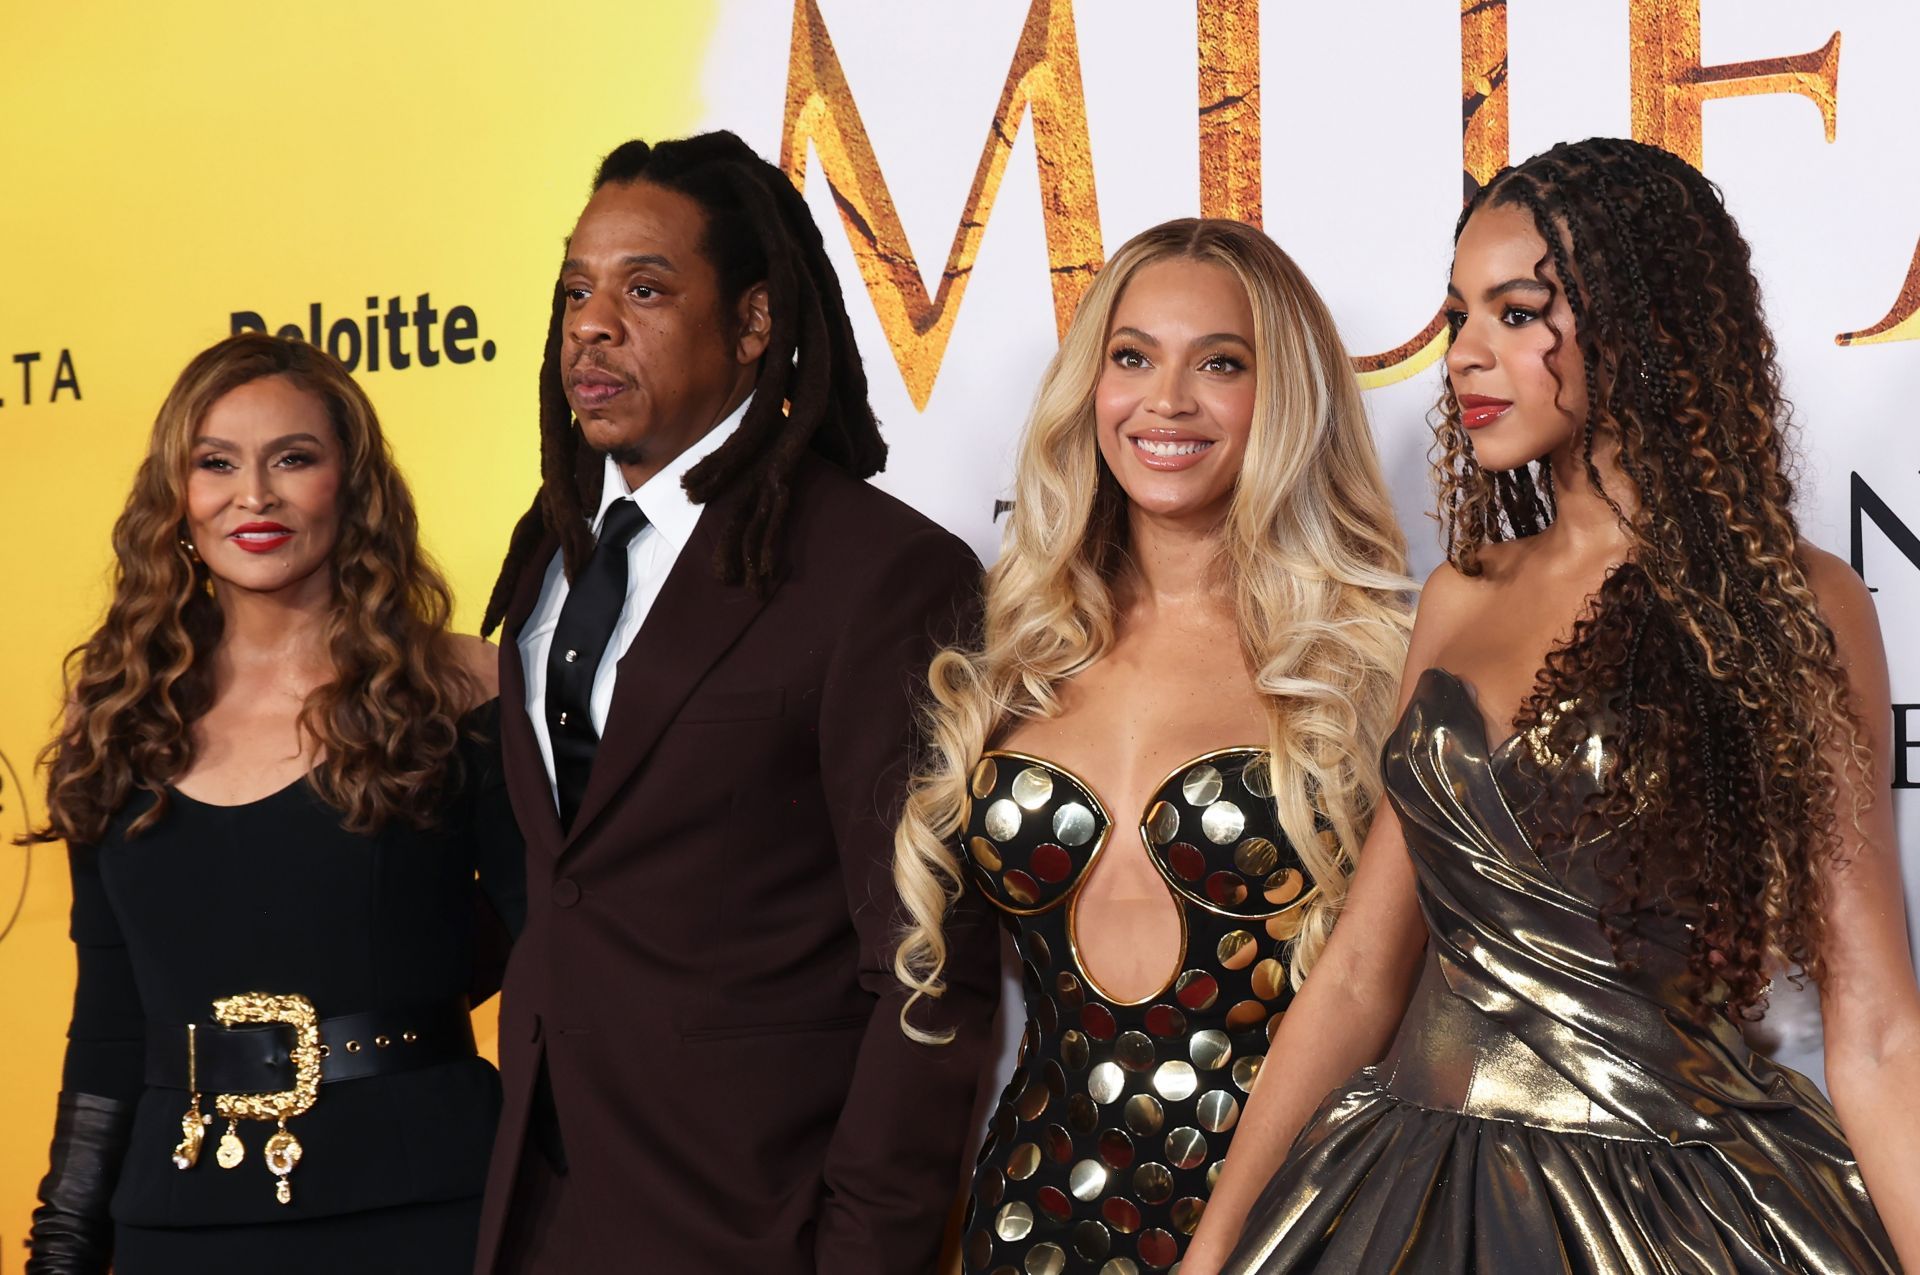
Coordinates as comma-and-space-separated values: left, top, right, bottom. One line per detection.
35, 333, 477, 847
894, 219, 1412, 1041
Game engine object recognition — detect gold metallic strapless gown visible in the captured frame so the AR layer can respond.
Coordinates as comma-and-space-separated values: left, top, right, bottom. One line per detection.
1224, 669, 1897, 1274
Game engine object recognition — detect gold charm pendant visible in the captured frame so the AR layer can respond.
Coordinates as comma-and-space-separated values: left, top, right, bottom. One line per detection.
171, 1101, 209, 1170
264, 1120, 302, 1205
215, 1119, 245, 1169
172, 1025, 210, 1170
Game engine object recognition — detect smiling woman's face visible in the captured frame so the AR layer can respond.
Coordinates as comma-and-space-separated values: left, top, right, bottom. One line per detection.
1093, 257, 1258, 526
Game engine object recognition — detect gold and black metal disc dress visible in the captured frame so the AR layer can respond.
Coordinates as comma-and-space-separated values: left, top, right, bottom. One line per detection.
959, 747, 1315, 1275
1223, 669, 1897, 1274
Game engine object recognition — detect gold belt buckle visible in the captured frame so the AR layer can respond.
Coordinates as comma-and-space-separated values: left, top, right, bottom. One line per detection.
204, 992, 321, 1204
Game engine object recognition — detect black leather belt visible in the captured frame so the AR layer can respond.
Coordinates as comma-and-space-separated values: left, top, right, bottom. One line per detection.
145, 1001, 476, 1093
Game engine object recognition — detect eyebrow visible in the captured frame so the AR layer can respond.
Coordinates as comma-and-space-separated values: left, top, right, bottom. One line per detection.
560, 253, 679, 274
1445, 277, 1553, 302
1108, 326, 1252, 348
193, 432, 326, 451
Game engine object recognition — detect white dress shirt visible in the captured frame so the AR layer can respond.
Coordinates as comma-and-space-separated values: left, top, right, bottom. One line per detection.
518, 398, 750, 810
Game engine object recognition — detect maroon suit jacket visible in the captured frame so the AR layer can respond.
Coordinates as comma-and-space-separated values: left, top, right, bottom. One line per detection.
475, 455, 1000, 1274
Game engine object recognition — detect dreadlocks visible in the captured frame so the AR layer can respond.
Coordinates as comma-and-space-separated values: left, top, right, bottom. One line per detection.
483, 130, 886, 634
1434, 137, 1871, 1020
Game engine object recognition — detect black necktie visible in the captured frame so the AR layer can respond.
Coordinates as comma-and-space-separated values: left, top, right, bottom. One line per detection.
545, 498, 648, 829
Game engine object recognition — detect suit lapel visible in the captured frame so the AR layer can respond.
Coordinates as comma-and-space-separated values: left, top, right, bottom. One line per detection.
498, 533, 566, 858
563, 484, 769, 847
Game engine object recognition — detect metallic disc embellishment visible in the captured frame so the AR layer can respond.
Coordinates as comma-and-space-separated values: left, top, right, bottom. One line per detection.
995, 1200, 1035, 1242
1012, 766, 1056, 811
1143, 1004, 1187, 1038
1251, 958, 1289, 1001
1081, 1002, 1118, 1041
1180, 764, 1223, 807
1207, 1159, 1226, 1191
985, 798, 1022, 842
1173, 970, 1219, 1011
1025, 1242, 1067, 1275
1201, 800, 1246, 845
964, 1228, 993, 1269
1241, 753, 1274, 798
1133, 1162, 1174, 1205
1060, 1029, 1090, 1071
1044, 1124, 1074, 1164
1165, 1125, 1208, 1170
1036, 994, 1059, 1036
1026, 931, 1052, 967
1153, 1060, 1199, 1102
972, 757, 1000, 800
1067, 1094, 1100, 1133
980, 1168, 1006, 1208
1017, 1074, 1051, 1121
1144, 801, 1180, 845
1103, 1196, 1143, 1235
1087, 1061, 1126, 1104
1233, 837, 1280, 877
1073, 1219, 1113, 1263
1029, 844, 1073, 884
1268, 1012, 1287, 1044
1216, 929, 1258, 970
1165, 843, 1206, 882
1043, 1060, 1069, 1100
1266, 908, 1307, 942
1232, 1055, 1264, 1093
1170, 1196, 1207, 1236
1069, 1158, 1110, 1201
1101, 1261, 1141, 1275
1053, 802, 1097, 847
1037, 1186, 1073, 1221
1097, 1127, 1135, 1169
1189, 1029, 1232, 1071
1263, 866, 1305, 906
1224, 999, 1269, 1032
1114, 1030, 1156, 1072
969, 836, 1004, 873
1007, 1141, 1041, 1180
1003, 870, 1040, 906
1055, 972, 1086, 1011
1139, 1228, 1179, 1270
1123, 1093, 1164, 1137
1197, 1088, 1242, 1133
1205, 871, 1249, 908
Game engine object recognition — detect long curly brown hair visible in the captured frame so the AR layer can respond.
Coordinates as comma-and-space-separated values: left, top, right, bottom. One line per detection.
35, 334, 477, 847
1437, 137, 1868, 1019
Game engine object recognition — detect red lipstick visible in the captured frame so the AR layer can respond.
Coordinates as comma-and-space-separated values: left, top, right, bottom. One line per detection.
1457, 395, 1512, 429
230, 521, 294, 553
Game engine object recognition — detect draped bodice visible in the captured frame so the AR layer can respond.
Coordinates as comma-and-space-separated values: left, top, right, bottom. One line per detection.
1379, 667, 1851, 1148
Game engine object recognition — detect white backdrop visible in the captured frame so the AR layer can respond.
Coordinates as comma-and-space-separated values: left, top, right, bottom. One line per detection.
696, 0, 1920, 1086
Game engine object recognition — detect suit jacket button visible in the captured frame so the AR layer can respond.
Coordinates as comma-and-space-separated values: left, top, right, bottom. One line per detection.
552, 878, 582, 908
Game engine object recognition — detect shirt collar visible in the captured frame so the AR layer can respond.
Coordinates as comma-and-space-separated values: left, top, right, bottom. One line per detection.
592, 395, 752, 551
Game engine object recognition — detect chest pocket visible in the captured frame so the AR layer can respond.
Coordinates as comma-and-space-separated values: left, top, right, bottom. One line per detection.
962, 753, 1107, 914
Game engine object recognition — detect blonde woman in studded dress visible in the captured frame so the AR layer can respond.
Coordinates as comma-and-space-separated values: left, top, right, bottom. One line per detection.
892, 218, 1412, 1275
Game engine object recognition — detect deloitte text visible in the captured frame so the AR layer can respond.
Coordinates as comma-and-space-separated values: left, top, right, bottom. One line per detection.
231, 294, 495, 373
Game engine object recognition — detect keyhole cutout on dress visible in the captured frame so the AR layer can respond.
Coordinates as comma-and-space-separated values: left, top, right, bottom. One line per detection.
1064, 800, 1187, 1005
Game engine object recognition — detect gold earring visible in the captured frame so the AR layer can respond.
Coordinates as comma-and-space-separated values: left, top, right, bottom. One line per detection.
178, 537, 200, 561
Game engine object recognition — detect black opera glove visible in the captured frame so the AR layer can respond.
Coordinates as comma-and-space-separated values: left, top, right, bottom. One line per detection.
26, 1091, 131, 1275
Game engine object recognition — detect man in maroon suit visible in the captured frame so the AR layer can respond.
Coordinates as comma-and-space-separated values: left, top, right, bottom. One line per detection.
474, 132, 1000, 1273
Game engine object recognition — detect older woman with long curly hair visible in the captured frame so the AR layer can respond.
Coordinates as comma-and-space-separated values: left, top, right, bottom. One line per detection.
1186, 137, 1918, 1274
25, 333, 520, 1274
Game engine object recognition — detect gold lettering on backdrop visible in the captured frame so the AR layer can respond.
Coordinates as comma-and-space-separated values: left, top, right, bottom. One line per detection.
1628, 0, 1840, 169
1837, 236, 1920, 347
781, 0, 1103, 409
1198, 0, 1262, 228
1352, 0, 1511, 389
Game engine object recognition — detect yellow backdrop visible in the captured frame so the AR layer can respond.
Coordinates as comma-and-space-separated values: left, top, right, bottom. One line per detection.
0, 3, 717, 1265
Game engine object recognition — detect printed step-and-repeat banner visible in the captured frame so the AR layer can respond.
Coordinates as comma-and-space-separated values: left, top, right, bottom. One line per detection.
3, 2, 1917, 1266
